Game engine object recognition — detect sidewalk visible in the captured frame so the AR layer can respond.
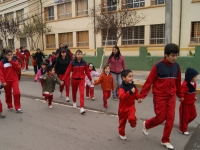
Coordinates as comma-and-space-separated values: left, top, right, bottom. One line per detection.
21, 66, 200, 93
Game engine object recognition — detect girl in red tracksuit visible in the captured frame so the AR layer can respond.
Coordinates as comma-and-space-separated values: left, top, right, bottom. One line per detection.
179, 68, 198, 135
118, 69, 139, 140
62, 49, 92, 114
0, 49, 22, 113
19, 46, 26, 72
24, 47, 30, 70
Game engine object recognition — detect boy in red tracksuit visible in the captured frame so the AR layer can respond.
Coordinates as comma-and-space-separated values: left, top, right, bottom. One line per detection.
19, 46, 26, 72
118, 69, 139, 140
179, 68, 198, 135
24, 47, 30, 70
139, 43, 183, 150
0, 49, 22, 113
62, 49, 92, 114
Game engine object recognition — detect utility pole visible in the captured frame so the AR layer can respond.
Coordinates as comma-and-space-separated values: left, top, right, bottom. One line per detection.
39, 0, 44, 50
165, 0, 172, 45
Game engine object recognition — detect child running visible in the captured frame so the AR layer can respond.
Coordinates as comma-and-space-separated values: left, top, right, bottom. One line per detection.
41, 66, 63, 108
62, 49, 92, 114
34, 62, 47, 97
93, 64, 114, 108
85, 63, 100, 100
118, 69, 139, 140
179, 68, 198, 135
0, 84, 5, 118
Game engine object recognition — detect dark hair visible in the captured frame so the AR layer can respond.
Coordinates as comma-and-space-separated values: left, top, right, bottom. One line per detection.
52, 52, 55, 55
74, 49, 83, 61
109, 45, 121, 60
64, 45, 68, 49
20, 46, 23, 50
164, 43, 180, 55
121, 69, 132, 79
5, 49, 13, 55
37, 48, 40, 51
88, 63, 96, 71
45, 59, 50, 65
103, 64, 110, 73
48, 54, 52, 58
59, 43, 63, 48
47, 66, 54, 73
41, 62, 47, 66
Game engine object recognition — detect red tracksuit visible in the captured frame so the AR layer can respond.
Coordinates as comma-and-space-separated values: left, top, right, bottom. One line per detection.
24, 49, 30, 69
62, 59, 92, 108
0, 58, 21, 110
140, 58, 183, 143
118, 81, 139, 136
19, 50, 25, 70
0, 100, 2, 112
179, 81, 197, 132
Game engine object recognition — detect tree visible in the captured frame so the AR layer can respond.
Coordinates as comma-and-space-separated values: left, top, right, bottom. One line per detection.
16, 15, 52, 50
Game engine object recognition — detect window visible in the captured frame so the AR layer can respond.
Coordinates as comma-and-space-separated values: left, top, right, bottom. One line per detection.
102, 0, 117, 12
150, 24, 165, 44
151, 0, 165, 5
57, 2, 72, 19
45, 6, 54, 21
76, 0, 88, 16
4, 12, 14, 22
46, 34, 56, 48
16, 9, 24, 23
77, 31, 89, 47
122, 0, 145, 9
20, 38, 27, 47
8, 39, 14, 50
59, 32, 73, 47
122, 26, 145, 45
102, 29, 117, 46
0, 40, 3, 49
191, 22, 200, 44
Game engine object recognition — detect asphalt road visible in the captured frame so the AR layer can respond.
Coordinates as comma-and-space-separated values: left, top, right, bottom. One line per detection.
0, 76, 199, 150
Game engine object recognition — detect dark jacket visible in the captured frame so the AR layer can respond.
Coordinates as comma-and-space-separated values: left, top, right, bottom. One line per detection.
34, 52, 45, 64
43, 74, 61, 93
55, 57, 70, 74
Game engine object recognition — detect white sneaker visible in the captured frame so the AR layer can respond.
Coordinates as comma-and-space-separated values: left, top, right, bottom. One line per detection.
16, 109, 23, 113
23, 69, 26, 72
131, 127, 135, 131
73, 103, 77, 108
44, 100, 47, 103
80, 108, 86, 114
161, 142, 174, 150
49, 105, 53, 109
119, 134, 127, 140
91, 97, 95, 100
86, 97, 89, 99
179, 130, 190, 135
8, 108, 13, 111
143, 121, 149, 136
66, 97, 70, 102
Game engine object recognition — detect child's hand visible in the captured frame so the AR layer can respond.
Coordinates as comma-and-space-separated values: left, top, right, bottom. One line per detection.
43, 77, 47, 80
2, 83, 7, 86
131, 88, 135, 93
179, 98, 184, 102
195, 97, 197, 101
60, 81, 64, 85
138, 98, 143, 103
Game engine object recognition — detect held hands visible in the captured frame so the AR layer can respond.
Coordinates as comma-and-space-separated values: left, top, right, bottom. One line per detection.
43, 77, 47, 80
131, 87, 135, 93
179, 98, 184, 102
2, 83, 7, 86
60, 81, 64, 85
138, 98, 143, 103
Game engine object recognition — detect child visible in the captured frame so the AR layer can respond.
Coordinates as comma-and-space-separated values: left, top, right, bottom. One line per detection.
62, 49, 92, 114
179, 68, 198, 135
139, 43, 183, 149
0, 49, 22, 113
0, 84, 5, 118
48, 54, 53, 66
34, 62, 47, 97
24, 46, 30, 70
31, 53, 37, 75
93, 64, 114, 108
19, 46, 26, 72
41, 66, 63, 108
118, 69, 139, 140
85, 63, 100, 100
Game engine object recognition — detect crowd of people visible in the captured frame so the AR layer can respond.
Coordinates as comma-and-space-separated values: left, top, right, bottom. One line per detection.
0, 43, 199, 150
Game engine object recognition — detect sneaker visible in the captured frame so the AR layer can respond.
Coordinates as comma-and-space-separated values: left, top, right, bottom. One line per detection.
161, 142, 174, 150
91, 97, 95, 100
23, 69, 26, 72
44, 100, 47, 103
16, 109, 23, 113
0, 112, 5, 118
113, 96, 118, 101
66, 97, 70, 102
80, 108, 86, 114
179, 130, 190, 135
49, 105, 53, 109
143, 121, 149, 136
119, 134, 127, 140
86, 96, 89, 99
8, 108, 13, 111
131, 127, 135, 131
73, 102, 77, 108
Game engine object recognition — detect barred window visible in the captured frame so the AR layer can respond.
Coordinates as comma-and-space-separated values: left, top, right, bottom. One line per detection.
77, 31, 89, 47
122, 26, 145, 45
8, 39, 14, 50
59, 32, 73, 47
57, 2, 72, 19
102, 30, 117, 46
45, 6, 54, 21
20, 38, 27, 47
46, 34, 56, 48
150, 24, 165, 44
76, 0, 88, 16
151, 0, 165, 5
122, 0, 145, 9
4, 12, 14, 22
16, 9, 24, 24
191, 22, 200, 44
102, 0, 117, 12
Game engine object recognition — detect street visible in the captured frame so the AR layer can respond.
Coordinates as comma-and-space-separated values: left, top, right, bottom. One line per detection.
0, 76, 199, 150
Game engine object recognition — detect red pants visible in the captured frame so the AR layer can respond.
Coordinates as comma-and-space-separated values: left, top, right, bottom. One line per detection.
0, 100, 2, 112
71, 79, 85, 108
58, 74, 70, 97
118, 107, 137, 136
179, 103, 197, 132
44, 93, 53, 106
145, 95, 176, 143
86, 85, 94, 98
41, 81, 44, 96
25, 58, 29, 69
103, 90, 111, 107
20, 58, 25, 70
4, 80, 21, 110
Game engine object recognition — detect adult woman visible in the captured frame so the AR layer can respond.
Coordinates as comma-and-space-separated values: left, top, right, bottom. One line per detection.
56, 43, 63, 54
55, 49, 70, 102
34, 48, 45, 70
106, 46, 126, 100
